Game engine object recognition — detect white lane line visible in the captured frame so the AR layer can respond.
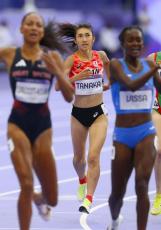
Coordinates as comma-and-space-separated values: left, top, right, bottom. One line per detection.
0, 165, 13, 170
0, 196, 109, 201
0, 170, 111, 197
80, 190, 156, 230
0, 146, 112, 171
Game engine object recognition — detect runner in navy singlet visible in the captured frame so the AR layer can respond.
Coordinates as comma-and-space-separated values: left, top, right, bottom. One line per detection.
0, 12, 73, 230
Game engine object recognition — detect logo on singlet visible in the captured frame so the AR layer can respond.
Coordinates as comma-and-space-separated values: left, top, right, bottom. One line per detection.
153, 98, 159, 109
93, 61, 98, 67
93, 112, 98, 118
15, 59, 26, 67
77, 63, 82, 69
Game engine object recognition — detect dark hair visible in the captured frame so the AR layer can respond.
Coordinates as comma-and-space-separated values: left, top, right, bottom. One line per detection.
40, 21, 67, 52
21, 12, 67, 52
119, 25, 143, 45
59, 23, 94, 50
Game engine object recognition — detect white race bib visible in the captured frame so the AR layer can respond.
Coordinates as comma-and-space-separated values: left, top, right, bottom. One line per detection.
120, 90, 153, 110
15, 81, 50, 103
75, 77, 103, 95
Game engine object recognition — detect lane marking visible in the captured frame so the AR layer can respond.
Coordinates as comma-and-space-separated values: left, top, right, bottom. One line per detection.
0, 170, 111, 197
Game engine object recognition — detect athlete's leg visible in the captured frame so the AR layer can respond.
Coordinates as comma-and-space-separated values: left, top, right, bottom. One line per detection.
134, 134, 156, 230
71, 115, 88, 178
32, 128, 57, 207
150, 111, 161, 214
152, 111, 161, 193
87, 114, 107, 196
8, 123, 33, 230
151, 112, 161, 215
108, 142, 133, 220
79, 115, 107, 213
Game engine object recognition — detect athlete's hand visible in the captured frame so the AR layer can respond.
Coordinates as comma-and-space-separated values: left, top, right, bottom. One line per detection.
75, 68, 92, 81
103, 83, 110, 91
42, 51, 64, 77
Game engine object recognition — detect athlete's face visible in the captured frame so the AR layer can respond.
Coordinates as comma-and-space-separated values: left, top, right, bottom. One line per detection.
20, 13, 44, 44
123, 29, 144, 58
75, 27, 95, 51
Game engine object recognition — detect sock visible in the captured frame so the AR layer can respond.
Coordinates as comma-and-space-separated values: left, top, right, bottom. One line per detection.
79, 176, 87, 184
86, 194, 93, 203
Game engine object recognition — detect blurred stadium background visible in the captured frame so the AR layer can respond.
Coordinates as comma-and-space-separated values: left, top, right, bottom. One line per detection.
0, 0, 161, 60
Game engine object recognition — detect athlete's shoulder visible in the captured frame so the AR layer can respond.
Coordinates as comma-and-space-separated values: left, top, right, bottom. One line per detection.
0, 46, 17, 68
147, 52, 155, 60
97, 50, 110, 63
64, 54, 75, 70
0, 46, 16, 57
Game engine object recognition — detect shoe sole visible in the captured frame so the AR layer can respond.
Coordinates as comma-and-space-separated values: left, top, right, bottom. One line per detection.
79, 206, 89, 214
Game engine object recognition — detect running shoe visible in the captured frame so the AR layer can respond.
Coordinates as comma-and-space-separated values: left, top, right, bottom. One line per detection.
107, 214, 123, 230
35, 203, 52, 221
79, 197, 91, 214
77, 183, 87, 202
150, 194, 161, 215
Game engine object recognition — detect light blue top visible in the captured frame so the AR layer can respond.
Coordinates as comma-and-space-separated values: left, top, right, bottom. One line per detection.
111, 58, 154, 114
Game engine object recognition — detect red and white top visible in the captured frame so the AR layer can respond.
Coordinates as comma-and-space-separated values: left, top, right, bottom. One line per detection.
69, 50, 104, 95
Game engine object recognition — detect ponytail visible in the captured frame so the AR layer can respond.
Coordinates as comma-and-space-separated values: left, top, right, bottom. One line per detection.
40, 20, 67, 52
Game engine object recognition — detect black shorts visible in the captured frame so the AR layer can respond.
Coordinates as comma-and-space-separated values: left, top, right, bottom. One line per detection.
71, 103, 107, 127
8, 107, 52, 144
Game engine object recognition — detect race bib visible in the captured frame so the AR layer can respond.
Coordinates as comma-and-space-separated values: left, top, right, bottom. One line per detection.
75, 77, 103, 95
120, 90, 153, 110
15, 80, 50, 103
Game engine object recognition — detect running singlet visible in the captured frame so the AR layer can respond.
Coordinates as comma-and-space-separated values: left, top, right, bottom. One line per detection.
69, 50, 104, 95
9, 48, 53, 105
111, 58, 154, 114
153, 52, 161, 114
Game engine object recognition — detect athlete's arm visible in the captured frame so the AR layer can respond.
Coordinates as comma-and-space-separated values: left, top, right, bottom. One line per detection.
0, 47, 16, 70
147, 58, 161, 93
99, 50, 110, 91
55, 55, 73, 91
110, 58, 160, 91
146, 53, 161, 93
42, 51, 74, 102
64, 55, 92, 83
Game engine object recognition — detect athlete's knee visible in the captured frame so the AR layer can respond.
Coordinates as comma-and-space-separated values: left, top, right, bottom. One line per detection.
135, 179, 148, 197
88, 154, 99, 168
20, 177, 33, 195
73, 154, 85, 166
